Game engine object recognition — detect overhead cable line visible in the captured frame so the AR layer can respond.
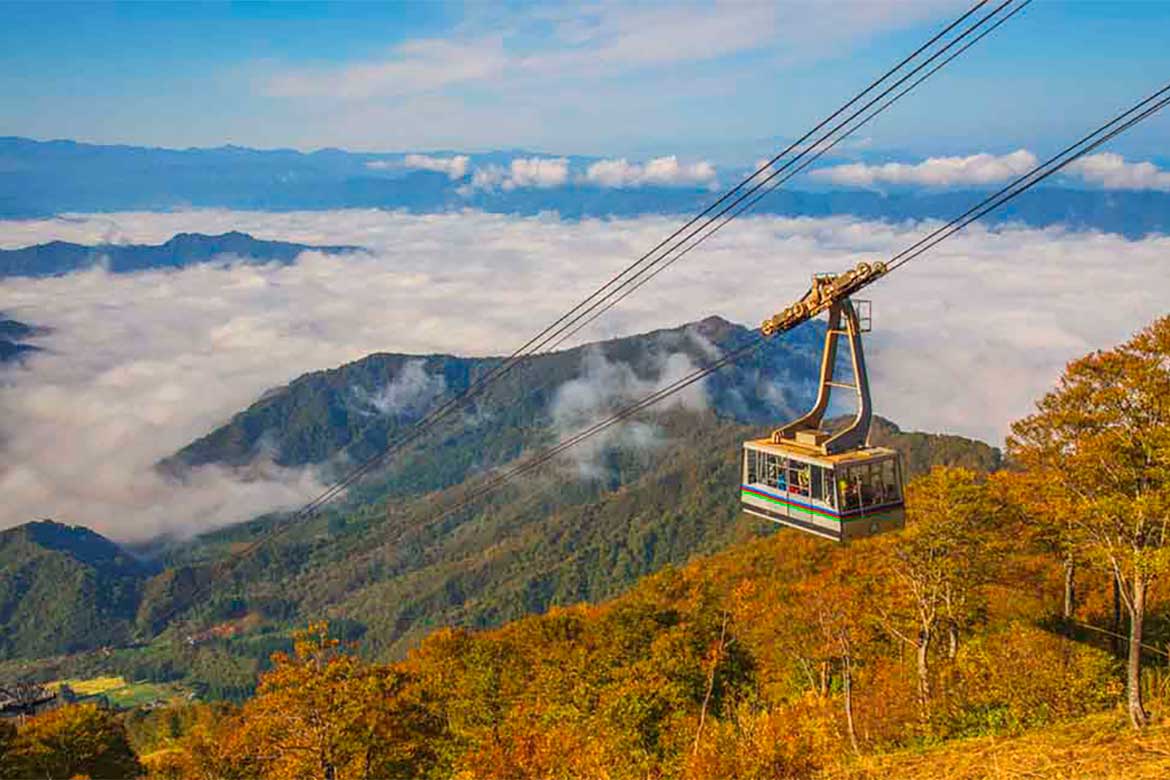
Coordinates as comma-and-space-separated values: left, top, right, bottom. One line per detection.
545, 0, 1032, 352
429, 81, 1170, 525
495, 0, 1018, 366
148, 1, 1022, 632
261, 0, 1016, 525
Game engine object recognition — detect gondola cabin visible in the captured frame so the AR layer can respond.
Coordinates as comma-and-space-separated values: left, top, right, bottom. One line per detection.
745, 265, 906, 542
741, 438, 904, 542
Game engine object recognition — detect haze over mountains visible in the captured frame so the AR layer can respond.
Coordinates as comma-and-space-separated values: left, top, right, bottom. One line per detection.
3, 136, 1169, 236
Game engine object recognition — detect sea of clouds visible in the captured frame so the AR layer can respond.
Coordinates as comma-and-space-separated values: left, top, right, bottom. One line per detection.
2, 208, 1168, 540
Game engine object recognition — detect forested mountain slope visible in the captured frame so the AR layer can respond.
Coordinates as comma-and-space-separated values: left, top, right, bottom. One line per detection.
0, 316, 1001, 683
149, 412, 1003, 663
163, 316, 823, 478
0, 521, 150, 659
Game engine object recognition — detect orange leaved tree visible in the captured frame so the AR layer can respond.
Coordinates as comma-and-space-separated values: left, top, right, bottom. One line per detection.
1009, 315, 1170, 729
233, 622, 444, 780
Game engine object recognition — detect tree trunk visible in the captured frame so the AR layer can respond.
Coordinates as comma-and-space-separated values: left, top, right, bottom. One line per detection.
947, 623, 960, 661
819, 660, 831, 697
1112, 572, 1124, 656
1062, 553, 1076, 620
693, 613, 729, 755
842, 656, 860, 756
1126, 578, 1149, 729
916, 630, 932, 721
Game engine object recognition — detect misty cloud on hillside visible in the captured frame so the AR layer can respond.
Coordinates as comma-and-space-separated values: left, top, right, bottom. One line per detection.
2, 208, 1169, 540
551, 345, 708, 478
350, 359, 448, 421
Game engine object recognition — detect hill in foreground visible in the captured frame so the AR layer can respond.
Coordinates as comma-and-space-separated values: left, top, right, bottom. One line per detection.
114, 464, 1166, 779
828, 712, 1170, 780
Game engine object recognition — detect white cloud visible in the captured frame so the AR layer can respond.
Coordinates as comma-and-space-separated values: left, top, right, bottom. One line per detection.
1065, 152, 1170, 192
583, 156, 717, 188
506, 157, 570, 189
3, 209, 1169, 540
249, 2, 956, 151
812, 149, 1170, 192
551, 346, 706, 478
264, 37, 509, 100
262, 2, 950, 103
462, 157, 569, 192
350, 359, 447, 419
813, 150, 1038, 188
400, 153, 470, 180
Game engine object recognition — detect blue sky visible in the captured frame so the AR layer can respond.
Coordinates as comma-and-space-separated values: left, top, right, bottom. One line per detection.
1, 0, 1168, 164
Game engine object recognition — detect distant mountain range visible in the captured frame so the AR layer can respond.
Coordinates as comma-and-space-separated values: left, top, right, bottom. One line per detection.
0, 231, 360, 278
2, 137, 1167, 236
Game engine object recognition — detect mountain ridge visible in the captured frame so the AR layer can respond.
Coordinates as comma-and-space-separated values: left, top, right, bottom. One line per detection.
1, 136, 1166, 236
0, 230, 361, 278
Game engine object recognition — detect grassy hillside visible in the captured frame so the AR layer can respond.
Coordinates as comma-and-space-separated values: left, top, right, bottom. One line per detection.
827, 713, 1170, 779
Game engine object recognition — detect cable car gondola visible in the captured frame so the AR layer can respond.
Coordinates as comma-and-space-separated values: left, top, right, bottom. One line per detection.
741, 265, 905, 542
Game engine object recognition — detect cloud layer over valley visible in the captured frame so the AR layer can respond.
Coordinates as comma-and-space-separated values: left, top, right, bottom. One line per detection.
2, 208, 1168, 541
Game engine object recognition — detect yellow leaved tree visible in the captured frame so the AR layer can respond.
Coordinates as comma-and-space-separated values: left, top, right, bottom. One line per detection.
230, 622, 444, 780
1009, 315, 1170, 728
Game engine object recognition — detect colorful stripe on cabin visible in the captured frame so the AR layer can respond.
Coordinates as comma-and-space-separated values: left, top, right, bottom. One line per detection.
741, 484, 903, 523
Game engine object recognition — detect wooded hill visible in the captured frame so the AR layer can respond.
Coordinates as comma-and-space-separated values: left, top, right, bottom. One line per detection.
3, 317, 1168, 780
0, 317, 997, 697
99, 460, 1170, 778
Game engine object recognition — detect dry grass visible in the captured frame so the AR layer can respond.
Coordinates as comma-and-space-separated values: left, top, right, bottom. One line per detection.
822, 713, 1170, 780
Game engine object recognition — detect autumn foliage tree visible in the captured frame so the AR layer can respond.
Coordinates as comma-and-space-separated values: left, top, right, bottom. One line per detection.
30, 319, 1170, 777
870, 467, 1001, 723
1010, 315, 1170, 728
212, 622, 444, 780
0, 702, 142, 780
